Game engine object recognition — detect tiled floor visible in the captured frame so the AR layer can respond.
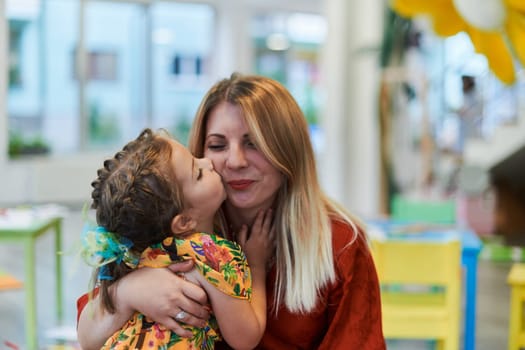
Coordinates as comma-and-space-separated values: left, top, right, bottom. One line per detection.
0, 208, 514, 349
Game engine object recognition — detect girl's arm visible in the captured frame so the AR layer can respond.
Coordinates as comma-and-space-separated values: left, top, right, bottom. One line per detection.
77, 260, 210, 350
186, 209, 274, 350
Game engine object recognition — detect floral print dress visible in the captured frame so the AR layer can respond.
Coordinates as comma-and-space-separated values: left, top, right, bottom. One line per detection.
101, 232, 252, 350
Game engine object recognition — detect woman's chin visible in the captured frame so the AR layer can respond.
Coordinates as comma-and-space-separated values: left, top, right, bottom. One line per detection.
227, 197, 254, 210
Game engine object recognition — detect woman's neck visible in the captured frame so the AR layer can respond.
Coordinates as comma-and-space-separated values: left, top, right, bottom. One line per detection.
223, 203, 264, 233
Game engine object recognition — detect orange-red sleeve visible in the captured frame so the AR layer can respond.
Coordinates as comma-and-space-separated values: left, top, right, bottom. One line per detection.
76, 288, 99, 326
255, 220, 385, 350
318, 223, 385, 350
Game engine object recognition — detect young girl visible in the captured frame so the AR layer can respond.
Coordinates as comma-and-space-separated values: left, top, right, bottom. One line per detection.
79, 128, 273, 350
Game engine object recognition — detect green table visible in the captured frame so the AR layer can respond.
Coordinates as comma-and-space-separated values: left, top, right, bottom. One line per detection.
0, 216, 63, 350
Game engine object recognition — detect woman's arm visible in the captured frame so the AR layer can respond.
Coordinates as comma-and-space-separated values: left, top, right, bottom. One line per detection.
77, 260, 211, 350
77, 286, 134, 350
318, 226, 386, 350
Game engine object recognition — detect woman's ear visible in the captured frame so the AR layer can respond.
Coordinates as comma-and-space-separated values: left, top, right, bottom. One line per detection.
171, 214, 196, 235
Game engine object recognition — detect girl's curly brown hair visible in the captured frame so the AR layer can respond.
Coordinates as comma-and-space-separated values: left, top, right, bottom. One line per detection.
90, 128, 185, 312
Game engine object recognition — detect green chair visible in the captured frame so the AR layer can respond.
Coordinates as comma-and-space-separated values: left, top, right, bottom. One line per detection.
391, 195, 456, 224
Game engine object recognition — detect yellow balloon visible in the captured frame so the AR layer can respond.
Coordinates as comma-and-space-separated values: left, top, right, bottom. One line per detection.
453, 0, 506, 30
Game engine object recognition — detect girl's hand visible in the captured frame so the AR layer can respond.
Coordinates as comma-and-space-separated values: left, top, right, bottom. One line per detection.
118, 260, 211, 337
237, 209, 275, 270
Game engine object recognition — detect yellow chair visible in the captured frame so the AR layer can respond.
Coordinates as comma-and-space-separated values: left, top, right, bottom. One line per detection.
507, 263, 525, 350
372, 239, 461, 350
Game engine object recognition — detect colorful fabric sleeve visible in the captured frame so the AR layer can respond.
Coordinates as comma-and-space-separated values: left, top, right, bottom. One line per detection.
139, 233, 252, 300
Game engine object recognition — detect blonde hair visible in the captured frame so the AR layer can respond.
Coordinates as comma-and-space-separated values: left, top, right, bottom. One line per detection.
189, 74, 360, 313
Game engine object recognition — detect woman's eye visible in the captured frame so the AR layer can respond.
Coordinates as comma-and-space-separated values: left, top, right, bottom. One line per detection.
206, 143, 225, 151
246, 141, 257, 149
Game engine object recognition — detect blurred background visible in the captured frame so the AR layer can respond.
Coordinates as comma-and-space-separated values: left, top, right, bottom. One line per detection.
1, 0, 524, 349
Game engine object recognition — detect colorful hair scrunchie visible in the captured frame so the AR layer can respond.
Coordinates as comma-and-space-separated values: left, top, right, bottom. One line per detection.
81, 224, 140, 281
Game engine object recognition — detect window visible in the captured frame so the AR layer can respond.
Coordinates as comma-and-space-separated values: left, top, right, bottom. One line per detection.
251, 12, 326, 151
84, 1, 147, 149
150, 2, 214, 146
6, 0, 215, 157
8, 20, 26, 88
7, 0, 48, 157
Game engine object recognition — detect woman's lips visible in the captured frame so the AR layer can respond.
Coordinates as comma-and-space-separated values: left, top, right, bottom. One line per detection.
227, 180, 254, 191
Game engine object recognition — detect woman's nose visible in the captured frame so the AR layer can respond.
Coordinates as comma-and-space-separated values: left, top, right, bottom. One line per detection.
226, 146, 248, 168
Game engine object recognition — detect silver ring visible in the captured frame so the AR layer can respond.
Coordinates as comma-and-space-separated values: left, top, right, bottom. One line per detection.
174, 310, 187, 321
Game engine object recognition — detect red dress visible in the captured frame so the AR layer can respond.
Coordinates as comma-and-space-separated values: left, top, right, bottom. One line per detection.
77, 219, 385, 349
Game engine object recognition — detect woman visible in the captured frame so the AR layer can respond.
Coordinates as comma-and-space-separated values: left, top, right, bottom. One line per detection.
77, 73, 385, 349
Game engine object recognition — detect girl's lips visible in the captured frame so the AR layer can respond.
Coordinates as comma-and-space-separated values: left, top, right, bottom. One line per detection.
227, 180, 254, 191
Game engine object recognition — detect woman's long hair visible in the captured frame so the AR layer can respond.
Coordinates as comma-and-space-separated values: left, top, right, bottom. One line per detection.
189, 74, 359, 313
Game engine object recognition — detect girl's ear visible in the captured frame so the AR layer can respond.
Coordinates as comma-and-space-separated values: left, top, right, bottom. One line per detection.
171, 214, 196, 235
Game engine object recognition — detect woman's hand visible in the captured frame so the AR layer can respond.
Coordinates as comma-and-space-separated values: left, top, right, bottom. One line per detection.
237, 209, 275, 270
117, 260, 211, 337
78, 260, 211, 349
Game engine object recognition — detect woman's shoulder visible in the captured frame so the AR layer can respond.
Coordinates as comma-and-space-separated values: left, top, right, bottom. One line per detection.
329, 217, 364, 243
329, 217, 370, 259
328, 217, 379, 290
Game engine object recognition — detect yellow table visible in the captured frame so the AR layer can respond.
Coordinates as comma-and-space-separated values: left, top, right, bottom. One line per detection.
0, 269, 23, 290
0, 216, 63, 350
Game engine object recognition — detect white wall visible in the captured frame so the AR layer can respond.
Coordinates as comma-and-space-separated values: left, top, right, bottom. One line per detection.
320, 0, 383, 217
0, 153, 106, 205
213, 0, 252, 78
